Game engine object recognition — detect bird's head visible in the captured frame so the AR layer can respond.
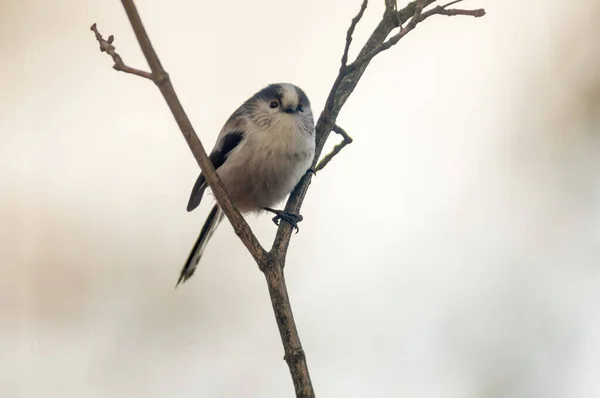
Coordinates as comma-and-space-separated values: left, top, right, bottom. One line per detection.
249, 83, 314, 132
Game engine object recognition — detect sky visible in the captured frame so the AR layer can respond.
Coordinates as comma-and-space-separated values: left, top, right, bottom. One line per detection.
1, 0, 600, 397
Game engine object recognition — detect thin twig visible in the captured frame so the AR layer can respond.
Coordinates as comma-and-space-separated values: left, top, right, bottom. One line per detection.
393, 0, 404, 30
90, 23, 152, 79
441, 0, 464, 8
423, 4, 486, 18
340, 0, 369, 68
314, 125, 353, 172
345, 3, 484, 73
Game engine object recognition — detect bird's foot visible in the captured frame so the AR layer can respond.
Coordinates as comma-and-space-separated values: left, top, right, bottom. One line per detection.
263, 207, 303, 233
307, 168, 317, 176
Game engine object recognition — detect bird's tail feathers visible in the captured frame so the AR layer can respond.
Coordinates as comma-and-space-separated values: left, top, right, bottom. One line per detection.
176, 204, 225, 286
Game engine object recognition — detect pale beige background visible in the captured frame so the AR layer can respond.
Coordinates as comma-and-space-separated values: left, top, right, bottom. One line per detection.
1, 0, 600, 397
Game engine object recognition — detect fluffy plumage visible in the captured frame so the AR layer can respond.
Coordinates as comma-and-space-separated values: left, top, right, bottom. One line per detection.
177, 83, 315, 285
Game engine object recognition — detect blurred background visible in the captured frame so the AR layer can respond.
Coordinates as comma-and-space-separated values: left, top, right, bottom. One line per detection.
2, 0, 600, 397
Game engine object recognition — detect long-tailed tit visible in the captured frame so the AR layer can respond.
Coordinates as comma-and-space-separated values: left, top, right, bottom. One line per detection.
177, 83, 316, 286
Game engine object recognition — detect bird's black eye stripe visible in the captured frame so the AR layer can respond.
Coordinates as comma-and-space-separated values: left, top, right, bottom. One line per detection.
269, 101, 278, 108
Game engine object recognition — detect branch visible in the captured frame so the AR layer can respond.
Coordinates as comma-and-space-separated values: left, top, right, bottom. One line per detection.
346, 1, 485, 73
271, 0, 485, 257
424, 3, 486, 18
441, 0, 467, 8
340, 0, 369, 68
90, 23, 152, 79
94, 1, 267, 265
390, 0, 405, 30
314, 125, 353, 172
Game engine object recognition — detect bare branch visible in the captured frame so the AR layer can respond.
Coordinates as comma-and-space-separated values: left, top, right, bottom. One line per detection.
392, 0, 405, 30
441, 0, 464, 8
413, 0, 426, 22
271, 0, 485, 259
262, 262, 313, 397
97, 0, 267, 263
423, 4, 486, 18
341, 0, 369, 68
346, 2, 485, 73
314, 125, 354, 172
90, 23, 152, 80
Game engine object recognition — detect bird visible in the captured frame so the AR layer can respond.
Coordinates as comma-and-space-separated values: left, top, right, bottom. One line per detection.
176, 83, 316, 286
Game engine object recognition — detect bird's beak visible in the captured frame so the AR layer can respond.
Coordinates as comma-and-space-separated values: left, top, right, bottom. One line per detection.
283, 107, 295, 114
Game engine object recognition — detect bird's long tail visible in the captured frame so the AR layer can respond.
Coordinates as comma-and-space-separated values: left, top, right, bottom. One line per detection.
176, 204, 225, 286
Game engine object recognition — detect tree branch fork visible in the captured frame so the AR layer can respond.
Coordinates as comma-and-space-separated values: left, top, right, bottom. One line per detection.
90, 1, 485, 397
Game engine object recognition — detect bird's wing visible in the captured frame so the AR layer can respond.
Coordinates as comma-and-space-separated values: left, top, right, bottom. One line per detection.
186, 111, 249, 212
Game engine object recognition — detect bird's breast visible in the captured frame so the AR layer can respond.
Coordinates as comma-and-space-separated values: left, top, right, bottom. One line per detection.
218, 121, 315, 212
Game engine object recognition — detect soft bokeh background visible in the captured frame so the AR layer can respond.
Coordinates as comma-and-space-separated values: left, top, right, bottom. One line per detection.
2, 0, 600, 397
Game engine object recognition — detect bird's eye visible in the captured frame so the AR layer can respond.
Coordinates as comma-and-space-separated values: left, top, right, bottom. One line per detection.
269, 101, 278, 109
297, 105, 305, 113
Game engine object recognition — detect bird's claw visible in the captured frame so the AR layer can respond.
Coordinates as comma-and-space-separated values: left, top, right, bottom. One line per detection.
272, 212, 303, 233
264, 207, 303, 233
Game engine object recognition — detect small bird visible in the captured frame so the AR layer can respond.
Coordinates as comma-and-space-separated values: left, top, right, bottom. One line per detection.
177, 83, 316, 286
